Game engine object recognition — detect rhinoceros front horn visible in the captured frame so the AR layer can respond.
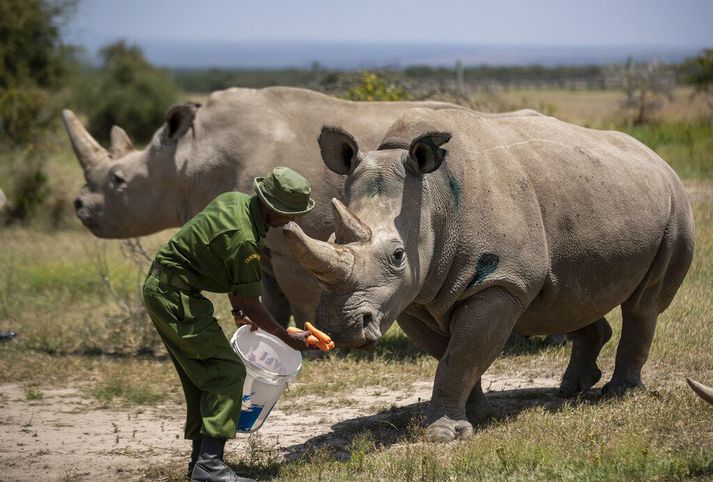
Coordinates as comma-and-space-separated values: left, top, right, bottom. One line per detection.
283, 222, 354, 285
331, 198, 371, 244
62, 109, 109, 172
687, 378, 713, 406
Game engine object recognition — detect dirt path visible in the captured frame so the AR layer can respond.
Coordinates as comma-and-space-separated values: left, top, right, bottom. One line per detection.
0, 372, 562, 481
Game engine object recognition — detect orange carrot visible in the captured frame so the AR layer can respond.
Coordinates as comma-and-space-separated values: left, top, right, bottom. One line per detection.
287, 327, 304, 334
307, 335, 320, 346
304, 322, 331, 344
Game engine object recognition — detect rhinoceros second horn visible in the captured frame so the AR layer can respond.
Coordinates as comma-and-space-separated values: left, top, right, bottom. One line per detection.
282, 222, 354, 285
331, 198, 372, 244
110, 125, 134, 159
62, 109, 108, 171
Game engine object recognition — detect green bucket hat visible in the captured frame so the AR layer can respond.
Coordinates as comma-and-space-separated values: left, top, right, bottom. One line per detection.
253, 167, 316, 216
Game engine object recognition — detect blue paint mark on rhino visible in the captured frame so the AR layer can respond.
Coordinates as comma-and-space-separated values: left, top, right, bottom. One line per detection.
468, 253, 499, 288
448, 175, 462, 209
364, 173, 386, 198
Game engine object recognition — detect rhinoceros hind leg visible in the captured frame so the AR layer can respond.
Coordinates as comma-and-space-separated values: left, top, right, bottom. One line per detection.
260, 271, 292, 328
602, 308, 656, 396
559, 317, 612, 398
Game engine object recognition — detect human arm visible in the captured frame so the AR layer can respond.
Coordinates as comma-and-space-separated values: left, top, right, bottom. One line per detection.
228, 293, 310, 351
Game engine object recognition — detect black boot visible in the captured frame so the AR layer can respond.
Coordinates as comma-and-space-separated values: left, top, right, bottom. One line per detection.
191, 437, 254, 482
187, 439, 202, 478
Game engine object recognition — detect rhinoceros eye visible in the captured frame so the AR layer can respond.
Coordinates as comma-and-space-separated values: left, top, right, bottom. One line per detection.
391, 248, 405, 266
111, 171, 126, 186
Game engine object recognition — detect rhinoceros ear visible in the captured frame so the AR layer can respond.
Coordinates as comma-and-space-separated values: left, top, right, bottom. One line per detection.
318, 126, 360, 175
165, 102, 201, 142
407, 131, 451, 175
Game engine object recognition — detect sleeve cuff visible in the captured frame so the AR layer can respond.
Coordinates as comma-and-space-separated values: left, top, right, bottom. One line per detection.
231, 280, 262, 298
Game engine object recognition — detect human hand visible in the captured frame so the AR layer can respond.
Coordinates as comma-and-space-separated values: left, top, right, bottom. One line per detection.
282, 330, 311, 351
232, 309, 258, 332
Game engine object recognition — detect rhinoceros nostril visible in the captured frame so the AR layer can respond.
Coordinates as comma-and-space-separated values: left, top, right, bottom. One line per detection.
74, 198, 83, 210
362, 312, 374, 327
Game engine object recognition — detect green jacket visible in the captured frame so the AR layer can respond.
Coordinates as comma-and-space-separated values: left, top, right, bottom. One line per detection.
155, 192, 268, 297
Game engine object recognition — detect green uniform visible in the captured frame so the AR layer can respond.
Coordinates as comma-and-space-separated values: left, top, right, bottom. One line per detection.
142, 192, 268, 440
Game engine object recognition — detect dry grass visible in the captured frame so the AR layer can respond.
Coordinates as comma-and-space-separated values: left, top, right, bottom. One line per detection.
494, 86, 711, 125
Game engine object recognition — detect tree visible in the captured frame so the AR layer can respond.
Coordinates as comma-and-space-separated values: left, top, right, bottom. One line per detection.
75, 41, 178, 144
0, 0, 78, 144
680, 49, 713, 113
612, 57, 676, 124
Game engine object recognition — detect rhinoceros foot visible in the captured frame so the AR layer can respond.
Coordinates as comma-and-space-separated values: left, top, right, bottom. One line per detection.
426, 416, 473, 442
601, 378, 645, 396
558, 366, 602, 398
465, 394, 495, 424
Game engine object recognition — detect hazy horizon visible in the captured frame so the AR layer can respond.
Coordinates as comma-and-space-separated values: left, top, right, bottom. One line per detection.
62, 0, 713, 69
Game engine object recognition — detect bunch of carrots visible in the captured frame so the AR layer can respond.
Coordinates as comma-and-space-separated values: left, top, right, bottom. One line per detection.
287, 322, 335, 351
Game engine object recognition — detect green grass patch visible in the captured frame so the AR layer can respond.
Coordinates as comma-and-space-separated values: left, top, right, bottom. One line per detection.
25, 386, 44, 400
617, 120, 713, 179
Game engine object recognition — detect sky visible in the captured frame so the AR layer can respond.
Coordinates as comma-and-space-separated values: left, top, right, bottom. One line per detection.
62, 0, 713, 68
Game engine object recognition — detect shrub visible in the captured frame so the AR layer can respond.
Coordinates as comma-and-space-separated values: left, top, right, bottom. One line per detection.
73, 41, 178, 144
4, 155, 51, 225
344, 71, 410, 102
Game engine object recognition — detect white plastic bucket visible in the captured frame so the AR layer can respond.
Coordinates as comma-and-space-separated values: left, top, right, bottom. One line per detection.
230, 325, 302, 432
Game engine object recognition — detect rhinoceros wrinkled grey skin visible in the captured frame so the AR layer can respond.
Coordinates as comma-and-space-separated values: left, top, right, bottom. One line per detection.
283, 107, 696, 441
64, 87, 500, 325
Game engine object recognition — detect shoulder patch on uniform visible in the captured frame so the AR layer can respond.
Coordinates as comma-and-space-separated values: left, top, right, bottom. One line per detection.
245, 253, 261, 264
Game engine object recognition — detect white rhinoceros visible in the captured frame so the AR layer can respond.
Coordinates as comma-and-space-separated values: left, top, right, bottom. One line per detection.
63, 87, 472, 324
283, 107, 696, 441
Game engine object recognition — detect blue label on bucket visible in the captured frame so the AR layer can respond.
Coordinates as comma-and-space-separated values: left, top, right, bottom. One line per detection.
237, 405, 264, 432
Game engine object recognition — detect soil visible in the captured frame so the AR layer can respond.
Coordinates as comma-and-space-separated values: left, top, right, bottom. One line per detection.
0, 371, 563, 481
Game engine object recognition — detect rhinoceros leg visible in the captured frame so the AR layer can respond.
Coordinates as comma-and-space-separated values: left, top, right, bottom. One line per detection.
559, 317, 612, 397
398, 312, 495, 424
603, 208, 694, 395
426, 287, 523, 442
602, 308, 657, 395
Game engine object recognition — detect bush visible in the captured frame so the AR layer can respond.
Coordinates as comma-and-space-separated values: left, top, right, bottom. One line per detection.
73, 41, 178, 144
0, 85, 50, 144
344, 71, 410, 101
2, 149, 51, 226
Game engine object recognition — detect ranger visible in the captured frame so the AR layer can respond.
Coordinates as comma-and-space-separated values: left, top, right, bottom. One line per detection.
143, 167, 314, 482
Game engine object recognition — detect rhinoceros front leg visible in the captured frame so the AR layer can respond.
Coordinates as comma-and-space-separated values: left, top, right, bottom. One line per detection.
427, 287, 524, 442
398, 312, 494, 423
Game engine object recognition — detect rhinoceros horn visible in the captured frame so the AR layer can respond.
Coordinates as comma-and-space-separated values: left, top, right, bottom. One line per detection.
283, 221, 354, 285
331, 198, 371, 244
62, 109, 109, 172
687, 378, 713, 406
110, 125, 134, 159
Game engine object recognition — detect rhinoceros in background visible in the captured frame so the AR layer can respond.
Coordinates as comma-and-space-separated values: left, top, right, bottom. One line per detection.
63, 87, 476, 324
283, 107, 696, 441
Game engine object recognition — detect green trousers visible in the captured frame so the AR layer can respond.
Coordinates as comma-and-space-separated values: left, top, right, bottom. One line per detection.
143, 272, 246, 440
